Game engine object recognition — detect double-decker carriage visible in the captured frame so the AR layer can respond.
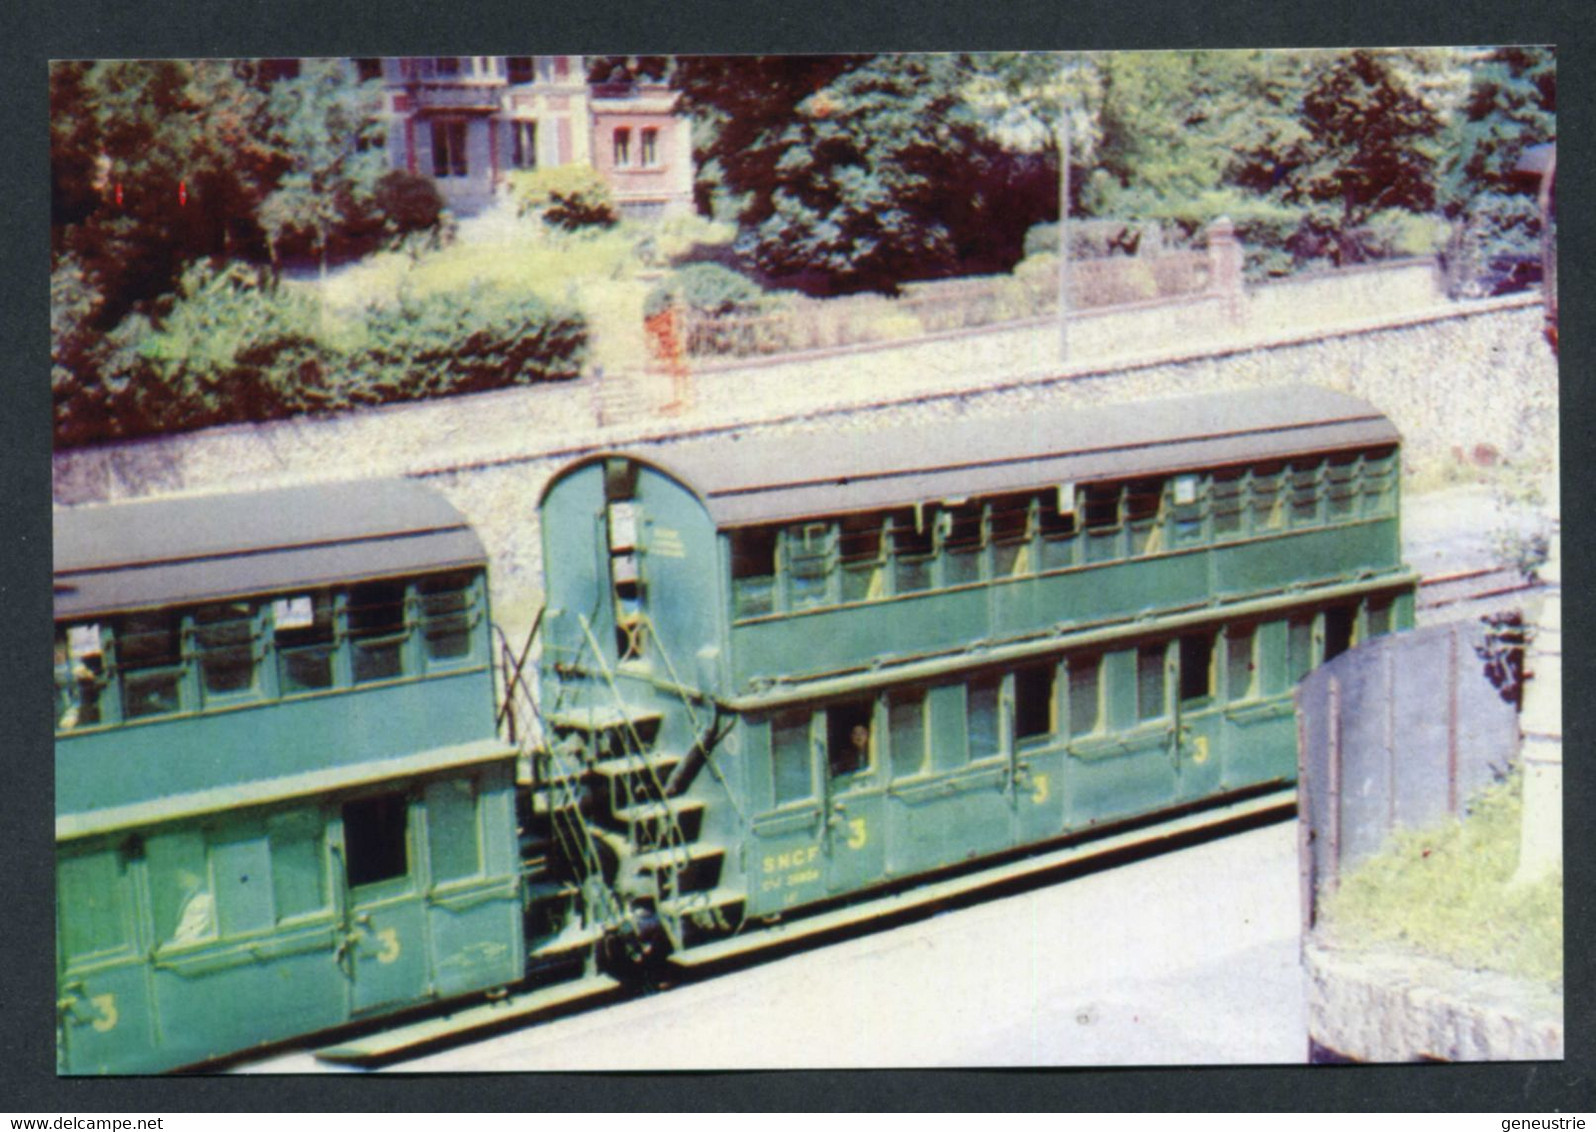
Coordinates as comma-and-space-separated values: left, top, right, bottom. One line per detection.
53, 482, 523, 1074
528, 385, 1417, 962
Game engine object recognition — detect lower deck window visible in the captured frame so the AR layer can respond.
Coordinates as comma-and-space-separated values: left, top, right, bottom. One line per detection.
888, 690, 927, 778
1179, 633, 1214, 703
1068, 656, 1102, 737
827, 700, 874, 777
1137, 645, 1167, 721
771, 713, 812, 805
1014, 663, 1056, 742
967, 676, 1001, 760
1226, 625, 1258, 701
343, 793, 410, 888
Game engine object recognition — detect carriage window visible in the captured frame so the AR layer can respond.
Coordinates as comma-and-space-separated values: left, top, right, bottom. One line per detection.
826, 700, 874, 778
1250, 464, 1285, 531
1124, 479, 1165, 555
1226, 624, 1259, 701
268, 808, 327, 922
194, 601, 257, 700
349, 581, 408, 683
1083, 484, 1121, 562
1014, 663, 1056, 743
1361, 449, 1397, 516
771, 712, 813, 805
146, 830, 213, 946
1325, 453, 1359, 520
56, 624, 105, 730
888, 690, 928, 778
343, 793, 410, 888
942, 501, 984, 586
1287, 615, 1316, 683
1324, 605, 1356, 663
276, 592, 335, 693
1179, 632, 1215, 703
1137, 644, 1167, 722
58, 849, 136, 965
1038, 486, 1078, 569
1172, 475, 1204, 546
731, 526, 779, 618
785, 523, 836, 611
1211, 469, 1245, 539
119, 611, 182, 720
839, 513, 885, 603
1068, 655, 1102, 738
967, 675, 1002, 761
989, 493, 1033, 577
426, 777, 482, 884
1366, 595, 1393, 638
1289, 461, 1322, 526
890, 508, 935, 594
211, 828, 275, 937
420, 572, 477, 663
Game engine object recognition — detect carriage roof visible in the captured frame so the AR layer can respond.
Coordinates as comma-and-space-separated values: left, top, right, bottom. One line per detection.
611, 385, 1400, 529
54, 479, 483, 620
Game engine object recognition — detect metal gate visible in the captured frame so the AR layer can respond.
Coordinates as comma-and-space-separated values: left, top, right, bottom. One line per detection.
1295, 620, 1521, 929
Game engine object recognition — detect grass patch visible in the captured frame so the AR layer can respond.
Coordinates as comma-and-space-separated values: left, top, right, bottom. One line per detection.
1320, 771, 1562, 989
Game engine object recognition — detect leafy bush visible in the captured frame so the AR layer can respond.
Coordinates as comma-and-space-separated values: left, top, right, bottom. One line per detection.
644, 263, 768, 319
51, 262, 588, 447
510, 167, 620, 231
376, 170, 448, 240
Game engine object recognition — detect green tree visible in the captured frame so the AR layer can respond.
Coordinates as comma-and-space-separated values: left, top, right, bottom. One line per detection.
1256, 50, 1445, 262
257, 59, 386, 276
1438, 46, 1555, 282
679, 54, 1053, 292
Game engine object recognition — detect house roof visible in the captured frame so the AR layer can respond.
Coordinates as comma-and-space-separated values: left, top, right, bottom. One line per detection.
54, 479, 484, 621
614, 385, 1400, 529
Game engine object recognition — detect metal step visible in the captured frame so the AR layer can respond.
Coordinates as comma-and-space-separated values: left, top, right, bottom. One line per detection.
528, 919, 605, 959
612, 797, 705, 825
313, 974, 622, 1066
546, 705, 663, 732
591, 753, 681, 779
659, 884, 746, 920
628, 840, 724, 874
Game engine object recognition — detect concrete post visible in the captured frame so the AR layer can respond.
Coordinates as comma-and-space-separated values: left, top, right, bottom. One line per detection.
1206, 216, 1245, 326
1515, 522, 1562, 885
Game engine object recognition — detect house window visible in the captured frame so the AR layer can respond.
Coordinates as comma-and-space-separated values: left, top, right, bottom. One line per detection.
507, 57, 534, 85
511, 120, 537, 169
431, 120, 468, 178
613, 127, 631, 167
641, 127, 659, 167
434, 57, 461, 77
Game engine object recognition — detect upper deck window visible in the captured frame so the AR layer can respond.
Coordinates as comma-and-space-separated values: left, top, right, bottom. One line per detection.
56, 570, 487, 734
723, 447, 1399, 623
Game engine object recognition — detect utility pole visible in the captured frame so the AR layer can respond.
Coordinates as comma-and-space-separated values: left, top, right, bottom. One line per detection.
1057, 95, 1071, 363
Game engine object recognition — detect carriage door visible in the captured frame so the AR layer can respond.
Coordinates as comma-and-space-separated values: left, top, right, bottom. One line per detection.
1174, 632, 1223, 801
336, 792, 429, 1014
748, 710, 827, 915
823, 700, 886, 896
605, 459, 647, 664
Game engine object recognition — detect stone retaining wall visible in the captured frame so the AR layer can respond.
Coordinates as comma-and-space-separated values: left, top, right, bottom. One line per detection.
53, 294, 1556, 639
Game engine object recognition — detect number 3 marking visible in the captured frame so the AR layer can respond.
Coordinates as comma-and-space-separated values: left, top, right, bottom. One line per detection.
1030, 773, 1050, 805
1191, 735, 1210, 765
374, 927, 402, 965
846, 817, 868, 850
90, 993, 118, 1033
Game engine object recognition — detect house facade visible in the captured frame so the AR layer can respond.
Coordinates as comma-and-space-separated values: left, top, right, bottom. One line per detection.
377, 56, 693, 219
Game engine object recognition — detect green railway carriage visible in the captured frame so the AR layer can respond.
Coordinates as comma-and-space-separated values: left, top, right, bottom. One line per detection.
53, 482, 523, 1074
533, 386, 1417, 952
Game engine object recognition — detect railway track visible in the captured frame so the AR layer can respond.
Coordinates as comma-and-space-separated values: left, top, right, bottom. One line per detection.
1417, 564, 1539, 613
